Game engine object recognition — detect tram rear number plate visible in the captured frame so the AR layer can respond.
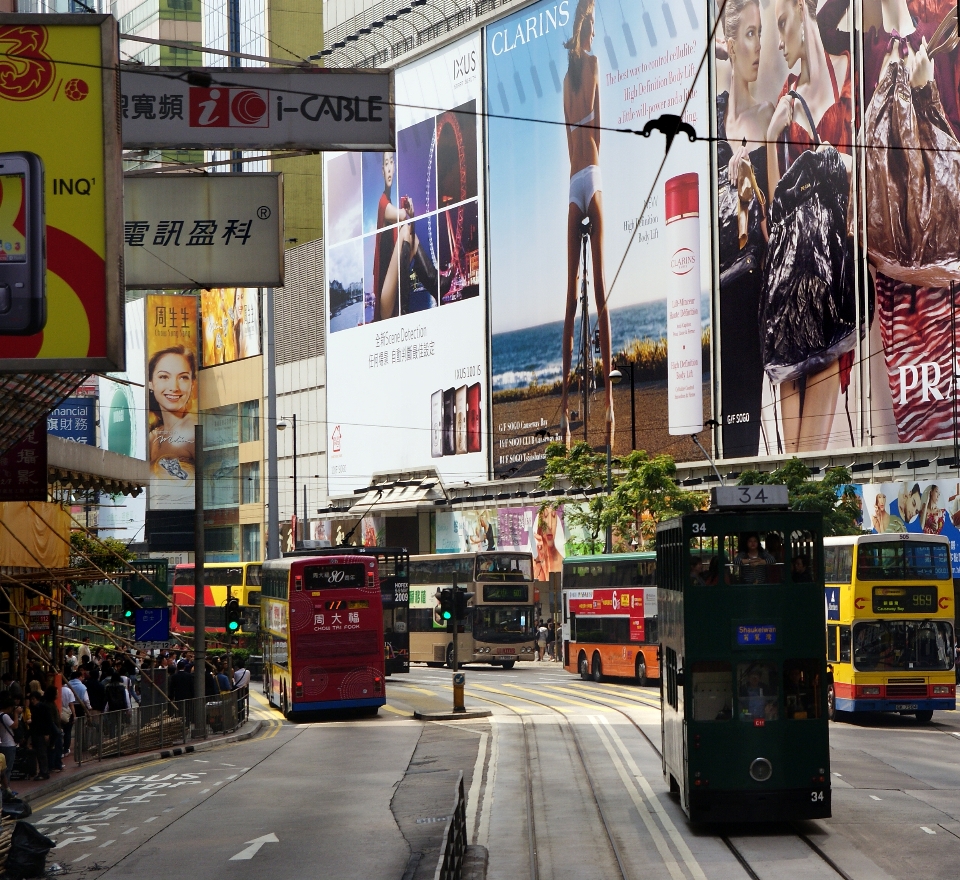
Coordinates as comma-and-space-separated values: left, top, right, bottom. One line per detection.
894, 703, 919, 711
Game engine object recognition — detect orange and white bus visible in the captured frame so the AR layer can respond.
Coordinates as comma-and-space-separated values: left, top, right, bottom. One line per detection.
562, 552, 659, 685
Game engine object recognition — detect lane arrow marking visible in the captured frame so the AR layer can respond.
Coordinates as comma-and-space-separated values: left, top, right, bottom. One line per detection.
229, 833, 278, 861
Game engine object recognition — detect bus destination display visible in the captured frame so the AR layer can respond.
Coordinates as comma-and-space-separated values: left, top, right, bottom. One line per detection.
304, 564, 367, 589
872, 586, 938, 614
482, 585, 530, 603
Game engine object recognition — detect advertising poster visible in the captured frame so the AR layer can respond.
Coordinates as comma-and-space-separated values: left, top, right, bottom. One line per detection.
568, 588, 644, 640
99, 299, 146, 542
713, 0, 860, 458
145, 294, 198, 510
486, 0, 711, 477
324, 34, 488, 495
0, 15, 124, 371
200, 288, 261, 366
46, 398, 95, 445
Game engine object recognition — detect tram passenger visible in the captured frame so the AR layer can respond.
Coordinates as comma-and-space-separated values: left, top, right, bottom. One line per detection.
739, 663, 778, 720
703, 557, 721, 586
690, 558, 706, 585
784, 665, 814, 718
791, 554, 814, 582
734, 534, 775, 584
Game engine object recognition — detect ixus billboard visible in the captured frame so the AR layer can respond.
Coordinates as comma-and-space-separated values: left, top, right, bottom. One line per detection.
0, 15, 124, 372
121, 68, 394, 151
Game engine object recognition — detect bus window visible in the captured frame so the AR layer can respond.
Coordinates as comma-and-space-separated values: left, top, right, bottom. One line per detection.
856, 540, 951, 580
839, 625, 851, 662
852, 620, 955, 672
691, 662, 732, 721
247, 564, 262, 586
784, 660, 820, 719
823, 546, 837, 582
827, 626, 838, 662
737, 662, 778, 721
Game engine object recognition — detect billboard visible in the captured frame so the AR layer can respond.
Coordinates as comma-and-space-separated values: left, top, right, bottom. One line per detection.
123, 174, 283, 288
46, 398, 95, 445
99, 299, 147, 543
200, 288, 261, 366
324, 34, 488, 495
145, 294, 198, 510
0, 15, 124, 372
121, 68, 394, 151
486, 0, 711, 477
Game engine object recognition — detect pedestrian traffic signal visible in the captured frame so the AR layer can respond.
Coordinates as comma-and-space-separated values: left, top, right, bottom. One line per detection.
454, 591, 474, 621
225, 597, 241, 633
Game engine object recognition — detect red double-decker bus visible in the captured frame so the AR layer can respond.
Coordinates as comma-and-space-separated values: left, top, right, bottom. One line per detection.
260, 555, 386, 716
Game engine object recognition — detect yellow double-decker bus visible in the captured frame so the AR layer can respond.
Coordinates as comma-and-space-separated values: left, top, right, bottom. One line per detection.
172, 562, 262, 637
824, 534, 955, 724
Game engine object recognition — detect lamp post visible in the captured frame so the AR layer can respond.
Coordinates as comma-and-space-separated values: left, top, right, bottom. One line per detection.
277, 414, 298, 543
608, 362, 636, 451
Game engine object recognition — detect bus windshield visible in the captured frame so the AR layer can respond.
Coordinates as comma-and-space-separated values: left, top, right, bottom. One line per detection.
856, 542, 950, 580
475, 555, 533, 581
473, 605, 535, 642
852, 620, 955, 671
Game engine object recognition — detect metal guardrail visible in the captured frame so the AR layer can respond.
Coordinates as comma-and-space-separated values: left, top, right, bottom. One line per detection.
73, 687, 248, 765
434, 771, 467, 880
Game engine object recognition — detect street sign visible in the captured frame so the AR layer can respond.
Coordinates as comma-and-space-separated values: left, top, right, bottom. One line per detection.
121, 68, 393, 151
28, 604, 50, 632
123, 173, 283, 288
135, 607, 170, 642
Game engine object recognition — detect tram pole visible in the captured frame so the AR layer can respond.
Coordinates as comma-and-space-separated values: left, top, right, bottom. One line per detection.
193, 424, 207, 728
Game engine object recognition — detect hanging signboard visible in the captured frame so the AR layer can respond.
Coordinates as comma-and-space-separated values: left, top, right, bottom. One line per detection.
120, 67, 394, 151
123, 173, 283, 288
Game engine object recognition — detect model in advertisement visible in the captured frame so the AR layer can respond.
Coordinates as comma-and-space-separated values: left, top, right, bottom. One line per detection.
533, 507, 564, 581
147, 346, 196, 483
716, 0, 773, 457
559, 0, 613, 448
763, 0, 854, 453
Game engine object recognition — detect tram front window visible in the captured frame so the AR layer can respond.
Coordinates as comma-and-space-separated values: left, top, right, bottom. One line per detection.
852, 621, 955, 671
737, 662, 779, 721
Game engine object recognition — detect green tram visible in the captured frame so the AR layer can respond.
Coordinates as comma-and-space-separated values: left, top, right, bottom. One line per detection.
657, 486, 831, 823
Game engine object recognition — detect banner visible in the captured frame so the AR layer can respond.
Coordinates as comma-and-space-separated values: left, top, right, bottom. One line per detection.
0, 15, 124, 372
486, 0, 711, 477
0, 418, 46, 502
324, 34, 488, 495
568, 588, 644, 640
145, 294, 198, 510
200, 288, 261, 366
46, 397, 95, 444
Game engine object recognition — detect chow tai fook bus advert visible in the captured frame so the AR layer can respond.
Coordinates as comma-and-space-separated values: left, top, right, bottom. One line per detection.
568, 588, 645, 641
0, 15, 124, 372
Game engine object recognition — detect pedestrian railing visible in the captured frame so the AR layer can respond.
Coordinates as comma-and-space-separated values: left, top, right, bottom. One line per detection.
434, 772, 467, 880
73, 687, 248, 766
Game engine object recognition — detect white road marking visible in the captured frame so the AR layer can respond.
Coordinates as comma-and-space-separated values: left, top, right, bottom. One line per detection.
214, 781, 223, 786
229, 833, 279, 861
921, 826, 936, 835
98, 840, 115, 848
123, 827, 138, 834
144, 817, 158, 823
199, 789, 210, 794
194, 759, 210, 763
465, 731, 488, 845
833, 772, 842, 776
870, 796, 882, 801
226, 774, 238, 779
74, 854, 91, 862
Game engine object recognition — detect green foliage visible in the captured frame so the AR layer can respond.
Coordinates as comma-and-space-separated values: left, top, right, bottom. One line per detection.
207, 647, 250, 667
69, 531, 135, 572
540, 441, 610, 554
737, 459, 863, 536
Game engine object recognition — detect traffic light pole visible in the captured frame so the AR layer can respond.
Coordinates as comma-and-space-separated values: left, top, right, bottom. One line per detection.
452, 576, 464, 713
193, 424, 207, 718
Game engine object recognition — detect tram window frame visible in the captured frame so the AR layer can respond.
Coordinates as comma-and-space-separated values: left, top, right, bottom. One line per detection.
839, 625, 851, 662
784, 659, 821, 719
691, 661, 732, 721
827, 625, 839, 662
722, 532, 786, 585
689, 536, 720, 586
665, 647, 679, 710
737, 661, 779, 722
789, 530, 819, 583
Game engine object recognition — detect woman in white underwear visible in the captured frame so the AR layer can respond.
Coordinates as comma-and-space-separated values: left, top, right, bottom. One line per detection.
560, 0, 612, 447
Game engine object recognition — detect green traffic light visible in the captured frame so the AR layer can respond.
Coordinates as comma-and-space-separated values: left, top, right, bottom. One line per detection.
124, 610, 133, 618
442, 611, 452, 620
228, 621, 240, 632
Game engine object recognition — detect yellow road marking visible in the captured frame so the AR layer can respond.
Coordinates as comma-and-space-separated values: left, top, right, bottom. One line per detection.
495, 682, 612, 709
543, 685, 646, 710
471, 683, 602, 711
383, 704, 414, 717
387, 683, 439, 698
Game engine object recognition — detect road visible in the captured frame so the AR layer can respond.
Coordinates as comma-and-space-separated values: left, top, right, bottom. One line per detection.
29, 665, 960, 879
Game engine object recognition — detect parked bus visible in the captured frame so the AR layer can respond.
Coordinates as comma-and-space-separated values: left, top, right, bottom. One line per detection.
408, 552, 536, 668
658, 488, 831, 823
285, 546, 410, 675
824, 533, 955, 724
260, 554, 385, 717
561, 552, 659, 685
172, 562, 262, 637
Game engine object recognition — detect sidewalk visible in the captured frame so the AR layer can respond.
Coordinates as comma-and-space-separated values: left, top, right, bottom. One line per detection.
11, 717, 264, 805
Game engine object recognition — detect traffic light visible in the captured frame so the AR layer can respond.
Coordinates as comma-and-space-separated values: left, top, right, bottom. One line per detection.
436, 588, 453, 629
121, 592, 140, 620
454, 590, 474, 621
225, 597, 241, 634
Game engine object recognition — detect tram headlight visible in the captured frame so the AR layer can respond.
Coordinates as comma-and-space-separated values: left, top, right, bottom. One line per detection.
749, 757, 773, 783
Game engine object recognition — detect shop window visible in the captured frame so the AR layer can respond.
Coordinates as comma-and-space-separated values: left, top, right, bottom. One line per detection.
691, 661, 732, 721
737, 662, 778, 721
784, 660, 821, 719
241, 400, 260, 443
241, 461, 260, 504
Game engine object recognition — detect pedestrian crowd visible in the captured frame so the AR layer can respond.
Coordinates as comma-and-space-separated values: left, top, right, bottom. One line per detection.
0, 637, 252, 801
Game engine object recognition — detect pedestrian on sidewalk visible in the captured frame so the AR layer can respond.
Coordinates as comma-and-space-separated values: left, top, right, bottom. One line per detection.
59, 678, 76, 758
536, 621, 548, 661
0, 695, 22, 787
26, 691, 53, 780
233, 660, 251, 722
546, 621, 556, 660
78, 638, 92, 665
1, 673, 21, 702
43, 688, 64, 773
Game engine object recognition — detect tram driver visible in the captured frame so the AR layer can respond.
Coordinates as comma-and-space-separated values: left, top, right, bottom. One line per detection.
739, 662, 779, 721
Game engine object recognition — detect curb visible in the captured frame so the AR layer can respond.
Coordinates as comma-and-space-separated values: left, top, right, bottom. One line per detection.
20, 719, 265, 804
413, 709, 492, 721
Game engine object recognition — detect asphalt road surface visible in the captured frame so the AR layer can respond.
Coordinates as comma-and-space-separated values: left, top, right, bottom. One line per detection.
29, 665, 960, 879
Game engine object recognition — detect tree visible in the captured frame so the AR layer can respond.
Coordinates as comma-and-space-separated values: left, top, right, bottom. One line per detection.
539, 441, 611, 555
608, 451, 704, 549
69, 531, 135, 572
737, 458, 863, 536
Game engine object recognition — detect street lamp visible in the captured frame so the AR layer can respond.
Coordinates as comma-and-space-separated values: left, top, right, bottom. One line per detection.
608, 362, 636, 451
277, 414, 298, 541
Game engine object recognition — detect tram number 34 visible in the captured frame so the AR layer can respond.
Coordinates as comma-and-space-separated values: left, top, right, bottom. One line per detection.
810, 790, 825, 803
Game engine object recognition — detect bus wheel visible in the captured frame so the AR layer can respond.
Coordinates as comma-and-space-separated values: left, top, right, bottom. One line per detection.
501, 660, 516, 670
579, 653, 589, 680
826, 683, 837, 722
635, 657, 647, 687
915, 710, 934, 724
446, 644, 455, 668
592, 654, 603, 683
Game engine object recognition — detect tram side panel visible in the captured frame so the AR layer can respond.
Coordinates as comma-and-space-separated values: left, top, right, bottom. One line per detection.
658, 586, 686, 803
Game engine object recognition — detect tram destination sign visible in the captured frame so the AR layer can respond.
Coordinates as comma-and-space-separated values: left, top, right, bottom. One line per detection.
121, 68, 394, 151
304, 563, 367, 589
872, 586, 937, 614
482, 585, 530, 603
